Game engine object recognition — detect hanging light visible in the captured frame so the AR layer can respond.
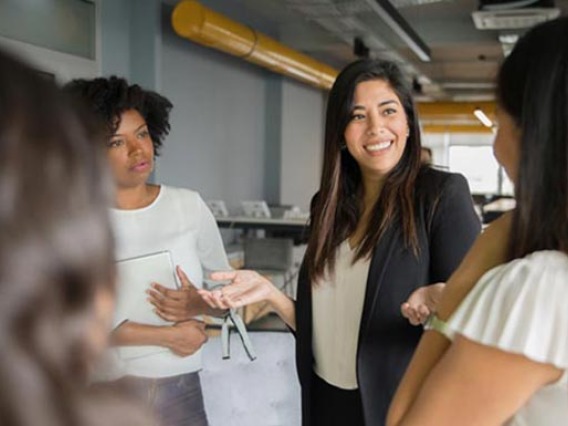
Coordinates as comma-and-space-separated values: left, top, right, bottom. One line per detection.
473, 107, 494, 127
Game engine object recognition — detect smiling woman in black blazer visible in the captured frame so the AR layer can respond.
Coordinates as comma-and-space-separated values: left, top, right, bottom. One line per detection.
200, 59, 480, 426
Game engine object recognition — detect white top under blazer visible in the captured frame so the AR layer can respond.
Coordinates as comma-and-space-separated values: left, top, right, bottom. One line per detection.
312, 241, 371, 389
444, 250, 568, 425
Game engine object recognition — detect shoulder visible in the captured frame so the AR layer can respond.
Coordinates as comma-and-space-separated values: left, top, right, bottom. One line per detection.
161, 185, 201, 204
159, 186, 207, 216
448, 251, 568, 368
416, 167, 469, 197
415, 167, 473, 221
469, 250, 568, 296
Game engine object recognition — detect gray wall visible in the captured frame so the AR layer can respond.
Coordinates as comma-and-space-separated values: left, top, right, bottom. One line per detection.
158, 13, 270, 213
100, 0, 162, 90
100, 0, 131, 78
0, 0, 328, 215
280, 79, 325, 211
157, 3, 327, 214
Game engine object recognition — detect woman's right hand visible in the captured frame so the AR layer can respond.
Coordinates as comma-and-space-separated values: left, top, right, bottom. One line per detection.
163, 319, 208, 357
199, 270, 297, 330
197, 270, 277, 310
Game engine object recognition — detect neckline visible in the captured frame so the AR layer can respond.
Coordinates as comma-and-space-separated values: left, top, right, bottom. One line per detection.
112, 185, 164, 214
344, 240, 356, 252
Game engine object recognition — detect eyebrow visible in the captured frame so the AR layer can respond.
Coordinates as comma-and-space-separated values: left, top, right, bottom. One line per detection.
352, 99, 399, 110
112, 123, 148, 137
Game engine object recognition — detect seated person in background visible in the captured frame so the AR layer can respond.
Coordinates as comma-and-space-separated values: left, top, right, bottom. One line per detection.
0, 49, 150, 425
199, 58, 480, 425
388, 17, 568, 426
65, 76, 231, 426
420, 146, 432, 165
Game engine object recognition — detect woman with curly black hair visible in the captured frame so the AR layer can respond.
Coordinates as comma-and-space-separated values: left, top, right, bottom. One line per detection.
65, 76, 230, 426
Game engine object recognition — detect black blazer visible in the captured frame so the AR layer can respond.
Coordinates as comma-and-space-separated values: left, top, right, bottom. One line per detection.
295, 168, 481, 426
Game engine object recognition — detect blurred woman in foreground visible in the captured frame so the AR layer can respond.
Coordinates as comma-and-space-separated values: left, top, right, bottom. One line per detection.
0, 49, 150, 425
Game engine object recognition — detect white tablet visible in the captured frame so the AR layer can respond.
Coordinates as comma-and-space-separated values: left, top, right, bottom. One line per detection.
114, 251, 179, 359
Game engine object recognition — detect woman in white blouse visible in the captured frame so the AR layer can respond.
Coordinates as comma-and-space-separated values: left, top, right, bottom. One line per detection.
65, 77, 230, 426
387, 17, 568, 426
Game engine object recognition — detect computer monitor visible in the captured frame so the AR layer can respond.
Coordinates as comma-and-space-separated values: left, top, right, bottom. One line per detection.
206, 200, 229, 218
241, 200, 271, 218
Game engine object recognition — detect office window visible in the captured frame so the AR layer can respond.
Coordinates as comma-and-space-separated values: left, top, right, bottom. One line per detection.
0, 0, 96, 59
449, 145, 513, 195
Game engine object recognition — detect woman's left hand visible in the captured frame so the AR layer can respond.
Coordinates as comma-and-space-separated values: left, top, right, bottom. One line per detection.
147, 266, 202, 322
401, 283, 445, 326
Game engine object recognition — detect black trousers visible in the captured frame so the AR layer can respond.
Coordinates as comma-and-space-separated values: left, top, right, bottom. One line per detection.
311, 372, 365, 426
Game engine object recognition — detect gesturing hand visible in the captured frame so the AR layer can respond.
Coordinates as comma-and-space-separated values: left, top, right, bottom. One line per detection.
164, 319, 208, 357
147, 266, 202, 322
197, 270, 276, 310
401, 283, 446, 326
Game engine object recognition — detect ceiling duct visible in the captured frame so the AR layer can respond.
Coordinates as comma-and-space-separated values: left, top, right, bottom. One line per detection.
472, 0, 560, 30
171, 0, 338, 89
361, 0, 431, 61
389, 0, 453, 7
284, 0, 431, 61
283, 0, 434, 95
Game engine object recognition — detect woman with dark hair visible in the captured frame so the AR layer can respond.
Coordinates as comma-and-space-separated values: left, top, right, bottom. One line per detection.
0, 50, 150, 425
199, 59, 480, 425
388, 17, 568, 426
64, 77, 231, 426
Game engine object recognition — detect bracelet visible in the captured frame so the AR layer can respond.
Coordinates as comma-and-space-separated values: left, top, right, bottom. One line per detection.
423, 313, 450, 336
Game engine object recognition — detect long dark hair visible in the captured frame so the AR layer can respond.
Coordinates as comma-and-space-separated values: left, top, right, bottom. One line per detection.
0, 51, 150, 425
305, 59, 422, 283
497, 17, 568, 259
63, 76, 172, 155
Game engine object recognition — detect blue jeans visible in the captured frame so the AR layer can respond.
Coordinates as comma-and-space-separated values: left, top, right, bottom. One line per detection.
124, 372, 209, 426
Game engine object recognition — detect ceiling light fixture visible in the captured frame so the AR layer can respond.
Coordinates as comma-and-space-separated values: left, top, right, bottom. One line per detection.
473, 107, 494, 127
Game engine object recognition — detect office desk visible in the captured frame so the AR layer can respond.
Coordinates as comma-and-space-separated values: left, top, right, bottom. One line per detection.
482, 198, 515, 224
216, 216, 308, 236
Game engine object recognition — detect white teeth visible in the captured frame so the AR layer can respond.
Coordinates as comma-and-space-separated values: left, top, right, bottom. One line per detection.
366, 141, 391, 152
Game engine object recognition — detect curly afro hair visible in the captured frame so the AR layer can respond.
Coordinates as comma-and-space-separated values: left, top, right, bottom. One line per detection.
63, 76, 172, 156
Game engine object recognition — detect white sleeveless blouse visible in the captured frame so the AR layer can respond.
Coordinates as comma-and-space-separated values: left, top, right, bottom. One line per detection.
445, 250, 568, 425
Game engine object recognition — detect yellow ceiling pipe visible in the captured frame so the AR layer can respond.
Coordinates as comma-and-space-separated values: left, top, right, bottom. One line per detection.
417, 101, 496, 118
422, 124, 495, 134
172, 0, 338, 90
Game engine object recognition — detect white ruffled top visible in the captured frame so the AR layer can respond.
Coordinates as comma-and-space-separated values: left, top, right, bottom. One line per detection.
444, 250, 568, 425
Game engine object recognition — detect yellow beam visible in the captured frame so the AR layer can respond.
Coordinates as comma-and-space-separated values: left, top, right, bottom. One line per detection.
417, 101, 496, 117
172, 0, 338, 90
422, 124, 495, 134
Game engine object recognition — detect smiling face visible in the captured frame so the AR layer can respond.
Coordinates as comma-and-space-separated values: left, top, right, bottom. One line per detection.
106, 109, 154, 190
344, 79, 409, 181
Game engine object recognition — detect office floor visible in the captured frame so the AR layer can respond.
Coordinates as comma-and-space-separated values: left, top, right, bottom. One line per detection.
201, 330, 301, 426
